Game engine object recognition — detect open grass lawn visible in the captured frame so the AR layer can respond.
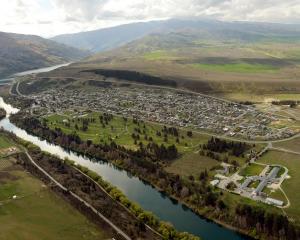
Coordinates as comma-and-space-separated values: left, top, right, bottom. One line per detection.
45, 112, 210, 153
239, 163, 265, 177
0, 157, 109, 240
191, 63, 278, 73
0, 135, 13, 149
273, 137, 300, 153
165, 152, 219, 177
258, 150, 300, 223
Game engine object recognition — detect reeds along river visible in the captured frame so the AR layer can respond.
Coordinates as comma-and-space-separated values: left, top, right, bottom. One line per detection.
0, 66, 249, 240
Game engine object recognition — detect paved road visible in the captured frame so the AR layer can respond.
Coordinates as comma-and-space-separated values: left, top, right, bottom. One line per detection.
24, 151, 132, 240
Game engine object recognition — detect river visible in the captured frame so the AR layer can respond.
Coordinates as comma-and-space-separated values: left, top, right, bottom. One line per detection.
0, 66, 249, 240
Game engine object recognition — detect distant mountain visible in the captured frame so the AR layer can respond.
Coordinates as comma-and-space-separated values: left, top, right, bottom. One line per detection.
0, 32, 90, 78
51, 21, 166, 52
52, 19, 300, 53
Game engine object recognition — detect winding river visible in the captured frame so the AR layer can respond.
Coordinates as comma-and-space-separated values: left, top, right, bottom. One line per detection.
0, 66, 249, 240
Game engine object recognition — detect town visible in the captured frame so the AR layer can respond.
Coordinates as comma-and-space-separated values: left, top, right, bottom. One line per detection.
28, 84, 296, 141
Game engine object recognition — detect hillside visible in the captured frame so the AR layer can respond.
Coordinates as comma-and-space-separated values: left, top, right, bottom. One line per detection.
0, 32, 89, 78
52, 18, 300, 53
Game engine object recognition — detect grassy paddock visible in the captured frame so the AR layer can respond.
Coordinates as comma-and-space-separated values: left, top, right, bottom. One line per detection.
165, 152, 219, 177
0, 133, 110, 239
191, 63, 278, 73
273, 137, 300, 153
239, 163, 265, 177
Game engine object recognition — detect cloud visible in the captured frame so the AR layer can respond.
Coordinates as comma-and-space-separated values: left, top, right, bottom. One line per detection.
0, 0, 300, 37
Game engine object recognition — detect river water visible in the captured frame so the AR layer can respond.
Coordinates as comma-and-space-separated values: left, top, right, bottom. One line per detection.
0, 66, 248, 240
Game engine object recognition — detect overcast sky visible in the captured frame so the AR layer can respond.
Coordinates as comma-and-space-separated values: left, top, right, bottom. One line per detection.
1, 0, 300, 37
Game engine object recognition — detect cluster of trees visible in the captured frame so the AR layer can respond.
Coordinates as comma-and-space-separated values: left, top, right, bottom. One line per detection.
84, 69, 177, 87
99, 113, 113, 125
144, 142, 178, 161
272, 100, 298, 108
162, 126, 179, 137
0, 108, 6, 120
235, 203, 300, 239
202, 137, 250, 157
239, 101, 254, 105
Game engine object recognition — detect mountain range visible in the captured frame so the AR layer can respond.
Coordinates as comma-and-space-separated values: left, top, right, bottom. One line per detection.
52, 19, 300, 53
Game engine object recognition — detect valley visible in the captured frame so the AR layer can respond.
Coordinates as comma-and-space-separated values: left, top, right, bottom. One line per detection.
1, 15, 300, 240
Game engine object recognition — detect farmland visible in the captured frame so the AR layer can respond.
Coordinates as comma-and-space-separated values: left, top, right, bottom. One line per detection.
191, 62, 278, 73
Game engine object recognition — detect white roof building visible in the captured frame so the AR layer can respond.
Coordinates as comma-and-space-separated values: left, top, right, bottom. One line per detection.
266, 198, 284, 206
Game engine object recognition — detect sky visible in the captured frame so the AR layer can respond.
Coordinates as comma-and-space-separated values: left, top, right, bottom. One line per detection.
1, 0, 300, 37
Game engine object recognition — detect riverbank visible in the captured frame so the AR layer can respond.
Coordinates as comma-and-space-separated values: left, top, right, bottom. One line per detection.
10, 110, 299, 240
2, 130, 201, 240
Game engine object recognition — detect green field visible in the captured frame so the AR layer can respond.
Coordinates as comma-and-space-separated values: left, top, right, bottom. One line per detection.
239, 163, 265, 177
191, 63, 278, 73
0, 136, 14, 149
0, 135, 110, 240
143, 50, 176, 61
273, 137, 300, 153
165, 152, 219, 177
258, 150, 300, 223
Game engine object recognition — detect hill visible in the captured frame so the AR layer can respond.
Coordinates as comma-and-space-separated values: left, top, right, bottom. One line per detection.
0, 32, 90, 78
51, 18, 300, 53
